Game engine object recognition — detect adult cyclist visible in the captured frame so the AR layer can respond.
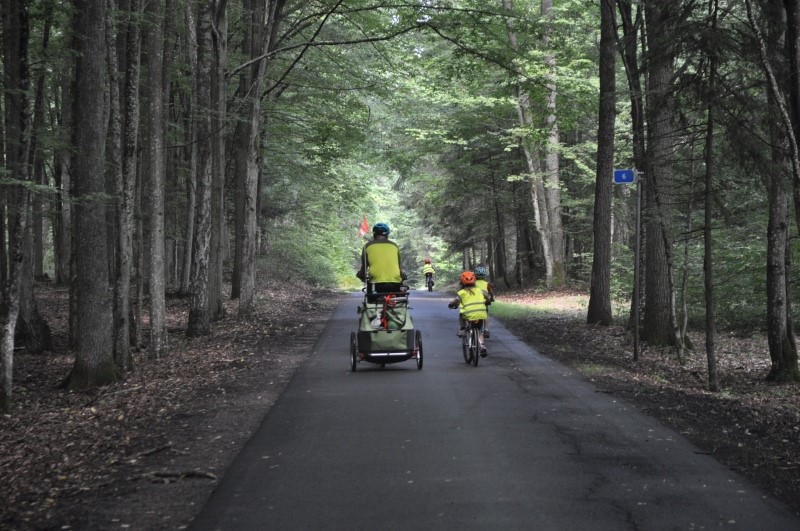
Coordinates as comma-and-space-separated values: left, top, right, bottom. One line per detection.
356, 222, 407, 299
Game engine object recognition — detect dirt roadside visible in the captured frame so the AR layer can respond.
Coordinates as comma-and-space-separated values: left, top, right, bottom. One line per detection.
1, 284, 798, 529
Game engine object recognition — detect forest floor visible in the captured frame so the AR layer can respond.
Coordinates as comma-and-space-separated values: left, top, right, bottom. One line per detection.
1, 282, 799, 529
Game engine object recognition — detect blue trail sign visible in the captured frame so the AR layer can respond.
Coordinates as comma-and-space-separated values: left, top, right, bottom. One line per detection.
613, 169, 636, 184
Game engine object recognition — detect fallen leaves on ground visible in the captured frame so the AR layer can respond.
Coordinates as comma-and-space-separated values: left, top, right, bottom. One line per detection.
0, 278, 339, 530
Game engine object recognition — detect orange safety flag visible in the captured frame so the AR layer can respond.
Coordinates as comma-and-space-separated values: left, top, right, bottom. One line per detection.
358, 215, 369, 237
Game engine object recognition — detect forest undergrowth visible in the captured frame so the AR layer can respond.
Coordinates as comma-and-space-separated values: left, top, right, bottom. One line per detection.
1, 283, 798, 529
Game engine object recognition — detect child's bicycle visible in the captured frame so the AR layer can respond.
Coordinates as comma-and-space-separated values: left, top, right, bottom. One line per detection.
425, 274, 434, 292
461, 319, 484, 366
448, 304, 484, 367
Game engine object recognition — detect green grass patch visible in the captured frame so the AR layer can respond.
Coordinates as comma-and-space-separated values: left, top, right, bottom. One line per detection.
492, 299, 586, 319
575, 363, 609, 375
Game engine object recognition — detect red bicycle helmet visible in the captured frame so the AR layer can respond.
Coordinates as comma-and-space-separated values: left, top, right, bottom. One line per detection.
424, 257, 431, 264
460, 271, 476, 286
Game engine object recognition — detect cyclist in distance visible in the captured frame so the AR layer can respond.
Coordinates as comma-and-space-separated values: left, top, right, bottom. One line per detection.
447, 270, 491, 357
356, 222, 407, 298
473, 266, 494, 337
422, 257, 435, 291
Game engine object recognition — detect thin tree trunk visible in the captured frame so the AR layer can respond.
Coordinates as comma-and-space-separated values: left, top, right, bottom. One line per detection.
30, 5, 51, 281
114, 0, 142, 372
617, 1, 646, 333
56, 68, 73, 287
180, 2, 198, 295
540, 0, 566, 288
208, 2, 228, 322
163, 0, 177, 291
131, 157, 144, 348
146, 0, 168, 357
703, 0, 720, 392
15, 1, 52, 353
188, 1, 215, 337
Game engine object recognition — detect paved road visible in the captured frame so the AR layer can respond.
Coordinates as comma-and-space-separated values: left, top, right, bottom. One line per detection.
191, 291, 800, 530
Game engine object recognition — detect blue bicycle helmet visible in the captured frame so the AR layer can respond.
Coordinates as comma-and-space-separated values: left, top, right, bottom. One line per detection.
474, 266, 487, 278
372, 222, 390, 236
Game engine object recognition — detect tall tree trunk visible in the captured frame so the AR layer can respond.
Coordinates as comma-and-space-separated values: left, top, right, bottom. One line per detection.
114, 0, 142, 372
641, 1, 679, 346
131, 158, 144, 348
67, 0, 120, 389
1, 0, 31, 412
188, 1, 215, 337
587, 0, 616, 326
163, 0, 177, 291
30, 4, 52, 281
234, 0, 264, 310
106, 0, 123, 347
208, 1, 228, 322
783, 0, 800, 235
703, 0, 720, 392
502, 0, 554, 288
55, 67, 73, 287
747, 0, 800, 381
180, 2, 198, 296
617, 1, 646, 333
488, 159, 510, 287
540, 0, 566, 288
238, 0, 285, 315
15, 2, 52, 353
231, 0, 258, 301
146, 0, 168, 357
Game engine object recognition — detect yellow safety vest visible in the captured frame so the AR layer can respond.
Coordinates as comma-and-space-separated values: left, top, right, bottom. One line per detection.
457, 287, 488, 320
422, 264, 435, 275
362, 240, 403, 283
475, 279, 490, 296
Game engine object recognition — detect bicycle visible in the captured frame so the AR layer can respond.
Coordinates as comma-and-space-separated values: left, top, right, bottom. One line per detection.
425, 274, 434, 292
461, 319, 483, 366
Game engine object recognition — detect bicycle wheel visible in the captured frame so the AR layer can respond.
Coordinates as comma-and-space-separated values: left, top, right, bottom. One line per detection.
415, 330, 423, 370
462, 327, 471, 364
470, 326, 480, 367
350, 332, 358, 372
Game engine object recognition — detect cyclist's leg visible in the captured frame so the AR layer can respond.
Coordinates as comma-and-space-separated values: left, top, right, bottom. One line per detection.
457, 314, 466, 336
478, 320, 488, 356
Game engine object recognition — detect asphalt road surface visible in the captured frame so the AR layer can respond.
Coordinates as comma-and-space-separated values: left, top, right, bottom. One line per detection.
190, 290, 800, 530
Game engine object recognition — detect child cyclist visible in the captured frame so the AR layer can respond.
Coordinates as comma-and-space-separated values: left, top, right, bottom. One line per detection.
448, 271, 491, 357
422, 258, 435, 290
473, 266, 495, 338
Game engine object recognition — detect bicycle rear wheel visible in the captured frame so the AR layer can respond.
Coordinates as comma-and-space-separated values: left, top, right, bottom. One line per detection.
470, 326, 480, 367
462, 329, 471, 364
